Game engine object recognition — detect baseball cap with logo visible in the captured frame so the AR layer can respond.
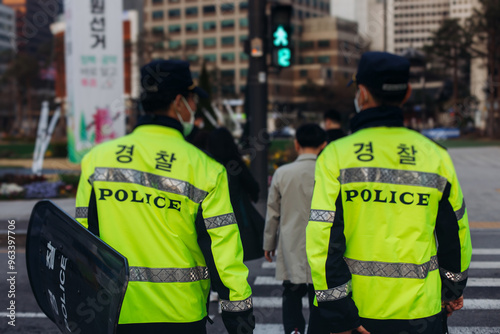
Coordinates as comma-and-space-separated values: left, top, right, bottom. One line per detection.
348, 51, 410, 97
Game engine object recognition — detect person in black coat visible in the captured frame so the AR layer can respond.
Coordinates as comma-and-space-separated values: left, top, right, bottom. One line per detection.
207, 127, 265, 261
324, 109, 346, 143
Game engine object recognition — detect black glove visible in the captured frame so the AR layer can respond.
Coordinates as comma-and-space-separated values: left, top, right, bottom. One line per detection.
221, 308, 255, 334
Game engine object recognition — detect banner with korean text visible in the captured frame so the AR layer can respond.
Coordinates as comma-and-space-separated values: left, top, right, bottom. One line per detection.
64, 0, 125, 163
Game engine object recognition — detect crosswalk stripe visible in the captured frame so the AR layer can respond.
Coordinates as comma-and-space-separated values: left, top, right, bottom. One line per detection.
468, 278, 500, 287
262, 261, 276, 269
254, 297, 308, 308
473, 249, 500, 255
470, 262, 500, 269
256, 276, 500, 287
463, 299, 500, 310
253, 297, 500, 310
255, 276, 280, 285
255, 325, 500, 334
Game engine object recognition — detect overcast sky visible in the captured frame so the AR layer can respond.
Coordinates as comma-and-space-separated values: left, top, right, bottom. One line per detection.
331, 0, 357, 20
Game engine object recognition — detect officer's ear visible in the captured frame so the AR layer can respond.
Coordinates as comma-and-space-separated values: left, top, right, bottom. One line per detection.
173, 94, 184, 112
401, 84, 412, 106
358, 84, 371, 104
294, 139, 300, 153
319, 141, 327, 151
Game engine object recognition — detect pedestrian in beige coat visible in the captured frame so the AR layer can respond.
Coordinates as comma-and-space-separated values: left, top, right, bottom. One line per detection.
263, 124, 327, 334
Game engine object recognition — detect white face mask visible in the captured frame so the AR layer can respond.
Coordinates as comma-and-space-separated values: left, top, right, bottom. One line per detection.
175, 96, 196, 136
354, 89, 362, 113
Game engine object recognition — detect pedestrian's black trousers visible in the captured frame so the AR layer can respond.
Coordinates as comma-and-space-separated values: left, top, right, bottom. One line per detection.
282, 281, 315, 334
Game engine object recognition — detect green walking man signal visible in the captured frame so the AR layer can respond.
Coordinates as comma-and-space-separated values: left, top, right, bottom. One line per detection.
273, 25, 291, 67
271, 5, 292, 68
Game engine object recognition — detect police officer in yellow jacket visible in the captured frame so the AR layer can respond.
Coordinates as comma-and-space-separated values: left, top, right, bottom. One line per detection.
75, 59, 254, 334
306, 52, 472, 334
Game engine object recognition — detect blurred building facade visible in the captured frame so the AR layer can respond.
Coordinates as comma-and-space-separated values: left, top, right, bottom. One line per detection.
0, 4, 15, 53
0, 4, 15, 132
339, 0, 487, 130
269, 16, 361, 111
2, 0, 61, 136
141, 0, 330, 104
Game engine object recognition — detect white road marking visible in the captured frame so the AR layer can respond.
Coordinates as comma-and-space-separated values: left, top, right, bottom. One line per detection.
470, 262, 500, 269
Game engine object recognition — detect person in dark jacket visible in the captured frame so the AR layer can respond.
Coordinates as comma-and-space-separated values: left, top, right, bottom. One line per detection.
324, 109, 346, 143
207, 127, 265, 261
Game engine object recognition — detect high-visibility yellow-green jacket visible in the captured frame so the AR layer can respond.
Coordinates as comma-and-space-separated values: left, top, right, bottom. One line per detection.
75, 116, 253, 326
306, 106, 472, 332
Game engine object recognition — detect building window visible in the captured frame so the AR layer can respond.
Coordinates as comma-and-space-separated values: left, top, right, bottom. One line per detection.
240, 68, 248, 77
299, 41, 314, 49
169, 40, 181, 49
221, 52, 235, 62
318, 40, 330, 47
168, 0, 180, 3
221, 3, 234, 13
240, 85, 246, 93
221, 36, 235, 46
203, 5, 216, 14
168, 24, 181, 33
300, 69, 308, 77
186, 39, 199, 47
203, 21, 216, 31
152, 0, 163, 4
185, 7, 198, 16
168, 9, 181, 18
300, 56, 314, 64
222, 85, 236, 95
203, 37, 216, 47
152, 10, 164, 20
239, 18, 248, 28
221, 69, 235, 78
221, 19, 235, 29
239, 2, 248, 10
239, 35, 248, 43
153, 42, 164, 50
204, 54, 216, 62
152, 26, 164, 35
187, 55, 199, 63
318, 56, 330, 64
191, 71, 199, 79
185, 22, 198, 33
240, 52, 249, 61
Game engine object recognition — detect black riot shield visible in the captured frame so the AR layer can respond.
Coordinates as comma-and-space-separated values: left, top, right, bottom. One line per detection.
26, 200, 128, 334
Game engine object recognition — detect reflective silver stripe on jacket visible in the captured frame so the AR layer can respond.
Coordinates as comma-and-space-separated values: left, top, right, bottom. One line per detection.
440, 267, 468, 282
90, 167, 208, 203
339, 168, 448, 192
220, 297, 253, 312
129, 266, 209, 283
455, 199, 466, 221
345, 255, 439, 279
309, 209, 336, 223
205, 213, 237, 229
315, 280, 352, 302
75, 207, 88, 219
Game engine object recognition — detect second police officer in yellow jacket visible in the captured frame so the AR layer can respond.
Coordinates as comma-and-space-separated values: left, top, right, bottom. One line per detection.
306, 52, 472, 334
75, 60, 254, 334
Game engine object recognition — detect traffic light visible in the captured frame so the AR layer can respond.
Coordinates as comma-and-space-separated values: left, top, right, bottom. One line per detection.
271, 5, 292, 68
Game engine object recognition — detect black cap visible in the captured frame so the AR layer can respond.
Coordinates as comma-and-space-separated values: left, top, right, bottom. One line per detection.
347, 52, 410, 96
140, 59, 208, 99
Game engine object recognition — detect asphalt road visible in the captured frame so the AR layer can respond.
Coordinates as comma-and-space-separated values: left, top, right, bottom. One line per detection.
0, 147, 499, 333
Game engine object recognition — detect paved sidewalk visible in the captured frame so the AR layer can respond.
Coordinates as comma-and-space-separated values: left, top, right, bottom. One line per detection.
0, 158, 80, 171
